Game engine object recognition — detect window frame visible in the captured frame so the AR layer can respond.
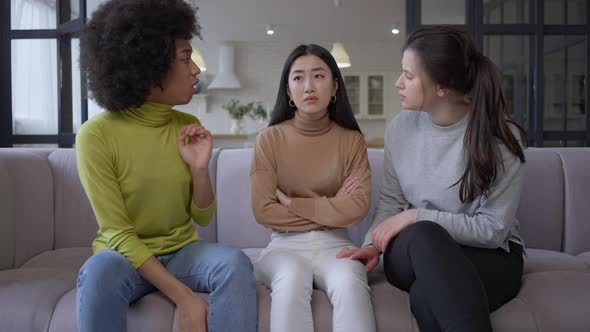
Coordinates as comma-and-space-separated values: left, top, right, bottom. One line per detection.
407, 0, 590, 147
0, 0, 87, 148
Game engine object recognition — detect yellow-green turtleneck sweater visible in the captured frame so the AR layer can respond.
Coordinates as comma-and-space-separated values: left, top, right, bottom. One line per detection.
76, 101, 216, 268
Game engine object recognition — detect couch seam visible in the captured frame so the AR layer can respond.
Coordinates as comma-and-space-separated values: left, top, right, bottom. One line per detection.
552, 150, 567, 254
10, 162, 16, 269
6, 154, 16, 269
47, 150, 57, 252
404, 290, 414, 332
211, 148, 223, 242
507, 296, 540, 332
45, 282, 75, 332
525, 268, 590, 276
576, 253, 590, 269
7, 153, 18, 269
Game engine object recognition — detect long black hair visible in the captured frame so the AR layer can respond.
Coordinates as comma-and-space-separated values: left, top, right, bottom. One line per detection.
404, 26, 526, 202
269, 44, 362, 133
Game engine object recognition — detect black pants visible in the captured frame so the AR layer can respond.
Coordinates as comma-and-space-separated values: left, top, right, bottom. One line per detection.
383, 221, 523, 332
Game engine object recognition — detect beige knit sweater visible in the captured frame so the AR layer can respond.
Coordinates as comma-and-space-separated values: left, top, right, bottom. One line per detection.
250, 111, 371, 232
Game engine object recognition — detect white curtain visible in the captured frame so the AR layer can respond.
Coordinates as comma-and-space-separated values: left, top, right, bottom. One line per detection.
11, 0, 58, 134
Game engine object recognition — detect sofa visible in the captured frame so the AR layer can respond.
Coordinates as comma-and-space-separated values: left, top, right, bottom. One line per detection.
1, 147, 589, 332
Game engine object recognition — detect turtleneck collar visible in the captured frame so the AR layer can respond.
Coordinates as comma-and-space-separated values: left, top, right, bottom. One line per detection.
289, 111, 333, 137
122, 101, 173, 127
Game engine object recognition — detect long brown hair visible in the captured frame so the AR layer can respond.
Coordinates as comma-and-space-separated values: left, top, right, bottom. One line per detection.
404, 26, 526, 202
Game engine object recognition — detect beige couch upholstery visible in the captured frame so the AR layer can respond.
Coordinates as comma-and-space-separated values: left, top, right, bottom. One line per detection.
1, 147, 589, 331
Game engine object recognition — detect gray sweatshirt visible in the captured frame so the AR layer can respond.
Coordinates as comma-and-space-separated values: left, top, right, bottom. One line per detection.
364, 110, 525, 252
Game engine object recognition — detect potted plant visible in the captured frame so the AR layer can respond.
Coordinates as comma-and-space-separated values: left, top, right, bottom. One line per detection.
222, 99, 267, 134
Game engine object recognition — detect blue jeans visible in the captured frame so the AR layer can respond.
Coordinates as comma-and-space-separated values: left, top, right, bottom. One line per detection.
76, 241, 257, 332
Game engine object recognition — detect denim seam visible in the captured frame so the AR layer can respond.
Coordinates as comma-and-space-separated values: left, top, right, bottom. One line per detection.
174, 273, 212, 297
209, 273, 215, 332
175, 272, 210, 280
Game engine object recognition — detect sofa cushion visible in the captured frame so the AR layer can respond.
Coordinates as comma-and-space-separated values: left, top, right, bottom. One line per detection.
346, 149, 384, 246
216, 149, 271, 248
515, 271, 590, 331
367, 270, 590, 332
21, 247, 267, 274
20, 247, 93, 271
516, 149, 564, 251
369, 278, 418, 331
8, 248, 590, 332
554, 148, 590, 255
0, 268, 78, 332
48, 150, 98, 249
524, 249, 590, 274
490, 297, 538, 332
198, 148, 222, 243
576, 252, 590, 268
48, 283, 322, 332
0, 160, 14, 271
0, 149, 55, 269
48, 288, 177, 332
22, 246, 262, 273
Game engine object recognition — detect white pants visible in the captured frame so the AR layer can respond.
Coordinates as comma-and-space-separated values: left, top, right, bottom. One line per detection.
256, 229, 376, 332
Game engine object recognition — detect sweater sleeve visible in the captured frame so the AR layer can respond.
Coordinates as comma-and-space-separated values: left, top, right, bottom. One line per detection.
250, 133, 315, 230
362, 127, 408, 246
76, 124, 152, 269
190, 197, 217, 227
416, 144, 525, 249
287, 135, 371, 228
178, 112, 217, 227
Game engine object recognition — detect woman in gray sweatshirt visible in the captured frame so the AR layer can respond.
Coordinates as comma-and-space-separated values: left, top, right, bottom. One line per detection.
338, 26, 526, 332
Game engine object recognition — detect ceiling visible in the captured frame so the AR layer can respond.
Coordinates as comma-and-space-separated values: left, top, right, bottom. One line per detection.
195, 0, 403, 44
88, 0, 405, 44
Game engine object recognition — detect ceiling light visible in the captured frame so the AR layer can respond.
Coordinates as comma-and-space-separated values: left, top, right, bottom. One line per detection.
266, 24, 275, 35
391, 24, 400, 35
330, 42, 351, 68
191, 45, 207, 71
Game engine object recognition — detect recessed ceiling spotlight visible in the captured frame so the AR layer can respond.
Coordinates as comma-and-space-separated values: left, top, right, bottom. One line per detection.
266, 24, 275, 35
391, 24, 400, 35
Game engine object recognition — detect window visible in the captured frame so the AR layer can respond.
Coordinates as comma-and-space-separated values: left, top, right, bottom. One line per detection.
343, 73, 391, 119
407, 0, 590, 147
1, 0, 86, 147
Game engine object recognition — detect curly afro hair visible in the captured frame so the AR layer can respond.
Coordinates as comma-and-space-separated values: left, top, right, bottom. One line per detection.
80, 0, 201, 112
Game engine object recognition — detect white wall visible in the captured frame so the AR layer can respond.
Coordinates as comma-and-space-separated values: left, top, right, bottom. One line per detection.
176, 40, 403, 141
85, 0, 405, 143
